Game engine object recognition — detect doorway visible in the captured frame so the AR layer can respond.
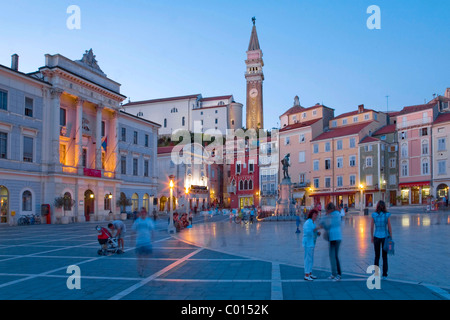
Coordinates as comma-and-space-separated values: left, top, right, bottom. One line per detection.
0, 186, 8, 223
84, 190, 94, 221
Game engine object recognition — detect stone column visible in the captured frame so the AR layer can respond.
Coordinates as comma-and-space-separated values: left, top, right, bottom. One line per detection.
75, 98, 84, 173
50, 88, 64, 172
95, 104, 104, 171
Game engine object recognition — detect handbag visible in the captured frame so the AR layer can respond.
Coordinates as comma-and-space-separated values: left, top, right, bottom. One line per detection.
383, 236, 395, 255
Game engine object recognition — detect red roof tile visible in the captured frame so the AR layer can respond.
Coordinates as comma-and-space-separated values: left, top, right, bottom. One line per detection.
373, 124, 396, 135
279, 118, 321, 132
311, 121, 374, 141
433, 112, 450, 124
359, 136, 379, 144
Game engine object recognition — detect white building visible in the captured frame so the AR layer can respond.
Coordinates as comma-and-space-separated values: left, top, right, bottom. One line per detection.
123, 94, 243, 135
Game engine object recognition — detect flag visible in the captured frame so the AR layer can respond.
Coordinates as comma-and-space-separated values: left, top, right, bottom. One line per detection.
102, 136, 107, 152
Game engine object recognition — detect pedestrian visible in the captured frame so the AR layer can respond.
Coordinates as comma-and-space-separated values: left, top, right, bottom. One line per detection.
370, 200, 392, 280
302, 209, 321, 280
320, 202, 342, 281
108, 219, 126, 252
132, 207, 155, 277
152, 207, 157, 221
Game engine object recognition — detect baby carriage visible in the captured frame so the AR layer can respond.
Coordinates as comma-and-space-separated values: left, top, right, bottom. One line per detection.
96, 225, 123, 255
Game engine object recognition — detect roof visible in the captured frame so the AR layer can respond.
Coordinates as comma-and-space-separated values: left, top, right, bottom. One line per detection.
123, 94, 201, 107
359, 136, 379, 144
333, 108, 376, 120
279, 118, 321, 132
398, 101, 436, 115
311, 121, 374, 142
373, 124, 396, 135
119, 110, 161, 128
248, 25, 260, 51
280, 103, 332, 117
0, 63, 52, 86
200, 95, 233, 102
433, 112, 450, 125
157, 146, 175, 154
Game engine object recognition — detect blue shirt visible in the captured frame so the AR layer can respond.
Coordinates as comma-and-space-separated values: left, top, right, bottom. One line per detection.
132, 217, 155, 247
321, 211, 342, 241
302, 219, 318, 248
372, 211, 391, 238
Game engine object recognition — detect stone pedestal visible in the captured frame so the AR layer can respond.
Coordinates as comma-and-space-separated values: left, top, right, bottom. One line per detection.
275, 177, 296, 216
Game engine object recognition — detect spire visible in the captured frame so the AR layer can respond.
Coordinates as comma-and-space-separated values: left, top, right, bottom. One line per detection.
248, 17, 260, 51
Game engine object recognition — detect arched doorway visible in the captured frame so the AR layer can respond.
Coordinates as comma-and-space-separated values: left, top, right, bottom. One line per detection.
436, 184, 448, 198
160, 196, 167, 211
84, 190, 94, 221
0, 186, 8, 223
143, 193, 149, 212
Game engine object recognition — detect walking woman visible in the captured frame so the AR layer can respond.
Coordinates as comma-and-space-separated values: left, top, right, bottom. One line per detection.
302, 209, 321, 281
371, 200, 392, 279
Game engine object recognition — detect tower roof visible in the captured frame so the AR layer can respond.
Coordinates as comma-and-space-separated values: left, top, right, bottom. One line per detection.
248, 23, 261, 51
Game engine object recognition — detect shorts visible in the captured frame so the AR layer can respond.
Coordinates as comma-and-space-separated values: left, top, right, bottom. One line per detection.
116, 231, 125, 240
135, 244, 152, 255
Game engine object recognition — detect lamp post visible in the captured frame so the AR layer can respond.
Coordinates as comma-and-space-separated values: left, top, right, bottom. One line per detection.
168, 177, 176, 234
359, 184, 364, 216
185, 186, 189, 216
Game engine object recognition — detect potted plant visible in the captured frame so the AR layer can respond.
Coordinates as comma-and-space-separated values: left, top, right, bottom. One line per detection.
116, 194, 131, 220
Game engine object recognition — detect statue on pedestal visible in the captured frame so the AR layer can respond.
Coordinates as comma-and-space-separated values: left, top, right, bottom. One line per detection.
281, 153, 290, 179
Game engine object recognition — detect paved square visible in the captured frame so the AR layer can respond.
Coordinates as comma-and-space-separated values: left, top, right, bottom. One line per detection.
0, 210, 448, 301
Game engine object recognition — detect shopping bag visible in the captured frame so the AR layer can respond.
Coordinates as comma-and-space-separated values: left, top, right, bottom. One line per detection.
383, 236, 395, 255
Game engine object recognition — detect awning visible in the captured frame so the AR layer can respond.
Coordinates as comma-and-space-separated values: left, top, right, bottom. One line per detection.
309, 191, 357, 197
293, 191, 305, 199
399, 181, 430, 188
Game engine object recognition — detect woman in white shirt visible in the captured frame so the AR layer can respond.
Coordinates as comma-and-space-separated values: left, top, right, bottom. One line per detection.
302, 209, 321, 281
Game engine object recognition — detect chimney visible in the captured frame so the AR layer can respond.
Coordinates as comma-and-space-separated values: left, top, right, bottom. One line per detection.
446, 88, 450, 99
11, 54, 19, 71
358, 104, 364, 113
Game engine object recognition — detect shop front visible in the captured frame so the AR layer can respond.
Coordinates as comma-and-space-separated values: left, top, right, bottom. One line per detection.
399, 181, 430, 205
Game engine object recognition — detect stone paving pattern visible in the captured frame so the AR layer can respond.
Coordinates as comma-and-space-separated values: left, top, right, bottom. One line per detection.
0, 209, 448, 300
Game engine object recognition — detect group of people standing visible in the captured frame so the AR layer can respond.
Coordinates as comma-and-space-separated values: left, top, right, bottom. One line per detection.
302, 200, 392, 281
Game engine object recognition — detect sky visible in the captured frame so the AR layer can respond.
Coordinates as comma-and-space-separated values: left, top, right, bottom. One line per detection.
1, 0, 449, 130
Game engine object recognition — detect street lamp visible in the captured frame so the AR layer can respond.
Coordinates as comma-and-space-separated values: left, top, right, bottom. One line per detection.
168, 177, 176, 233
359, 184, 364, 216
185, 186, 190, 216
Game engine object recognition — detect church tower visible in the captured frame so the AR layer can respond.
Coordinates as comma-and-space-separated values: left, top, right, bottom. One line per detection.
245, 17, 264, 130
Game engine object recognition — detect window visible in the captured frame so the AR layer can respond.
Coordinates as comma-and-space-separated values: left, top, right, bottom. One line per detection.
366, 157, 372, 167
249, 179, 253, 190
389, 175, 396, 186
236, 162, 241, 174
349, 175, 356, 186
400, 131, 407, 140
101, 121, 106, 137
325, 159, 331, 170
313, 178, 319, 188
389, 158, 396, 168
63, 192, 73, 211
438, 138, 446, 151
325, 142, 331, 152
285, 136, 290, 145
422, 140, 429, 155
331, 120, 337, 127
25, 97, 33, 117
364, 114, 370, 120
336, 140, 343, 150
133, 131, 138, 144
121, 127, 126, 142
401, 162, 408, 176
239, 180, 244, 190
337, 176, 343, 187
22, 190, 32, 211
215, 118, 218, 124
145, 134, 149, 147
420, 128, 428, 136
133, 158, 138, 176
299, 134, 305, 143
421, 159, 429, 175
313, 144, 318, 153
342, 119, 348, 125
144, 160, 149, 177
364, 145, 372, 152
438, 160, 446, 175
298, 151, 305, 163
299, 173, 305, 184
164, 118, 167, 128
325, 177, 331, 188
60, 108, 66, 126
23, 136, 33, 162
353, 116, 358, 123
302, 112, 306, 119
401, 143, 408, 158
0, 132, 7, 159
337, 157, 343, 168
182, 116, 185, 126
349, 138, 356, 148
366, 175, 373, 186
0, 89, 7, 110
349, 155, 356, 167
101, 152, 105, 169
120, 156, 126, 174
104, 194, 111, 211
249, 160, 254, 173
313, 160, 319, 171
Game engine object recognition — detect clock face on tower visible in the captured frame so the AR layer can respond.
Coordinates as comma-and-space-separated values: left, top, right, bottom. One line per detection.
249, 88, 258, 98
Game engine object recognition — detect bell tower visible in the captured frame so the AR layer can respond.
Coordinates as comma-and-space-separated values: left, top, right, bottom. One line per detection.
245, 17, 264, 130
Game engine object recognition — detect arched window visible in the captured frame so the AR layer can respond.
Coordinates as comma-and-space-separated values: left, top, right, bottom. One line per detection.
143, 193, 149, 212
104, 193, 112, 211
401, 143, 408, 158
131, 193, 139, 212
249, 179, 253, 190
63, 192, 73, 211
422, 140, 429, 155
244, 180, 248, 190
22, 190, 32, 211
239, 180, 244, 190
422, 159, 429, 175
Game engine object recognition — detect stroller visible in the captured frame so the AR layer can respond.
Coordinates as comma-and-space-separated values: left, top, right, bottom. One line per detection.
96, 225, 123, 255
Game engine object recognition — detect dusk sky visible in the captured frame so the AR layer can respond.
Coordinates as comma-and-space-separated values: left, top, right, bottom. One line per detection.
1, 0, 449, 130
